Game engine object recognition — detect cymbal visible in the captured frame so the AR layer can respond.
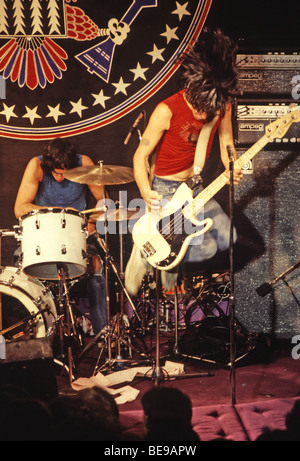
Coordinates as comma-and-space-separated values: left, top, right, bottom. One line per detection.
63, 164, 134, 185
91, 208, 142, 222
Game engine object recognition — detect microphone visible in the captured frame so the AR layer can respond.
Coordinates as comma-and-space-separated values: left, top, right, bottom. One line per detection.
124, 112, 144, 145
256, 282, 273, 298
256, 260, 300, 297
226, 145, 235, 162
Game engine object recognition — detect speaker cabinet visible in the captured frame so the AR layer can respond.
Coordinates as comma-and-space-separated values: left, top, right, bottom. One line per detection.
233, 149, 300, 338
0, 338, 58, 402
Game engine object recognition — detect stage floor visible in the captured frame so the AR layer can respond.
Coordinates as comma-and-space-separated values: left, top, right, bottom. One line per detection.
56, 322, 300, 413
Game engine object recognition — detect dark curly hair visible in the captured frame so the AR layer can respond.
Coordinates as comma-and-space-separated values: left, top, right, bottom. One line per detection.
180, 28, 239, 121
40, 138, 78, 174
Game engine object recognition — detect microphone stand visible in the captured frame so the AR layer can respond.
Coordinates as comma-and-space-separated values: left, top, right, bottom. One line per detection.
228, 147, 237, 405
256, 260, 300, 304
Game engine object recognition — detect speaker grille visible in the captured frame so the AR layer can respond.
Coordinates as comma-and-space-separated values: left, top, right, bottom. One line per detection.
234, 149, 300, 338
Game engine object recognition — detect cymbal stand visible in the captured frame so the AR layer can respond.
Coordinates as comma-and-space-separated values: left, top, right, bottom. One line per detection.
82, 177, 142, 370
92, 228, 144, 368
56, 266, 82, 386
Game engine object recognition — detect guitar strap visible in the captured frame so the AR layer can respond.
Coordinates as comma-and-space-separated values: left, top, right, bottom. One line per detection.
193, 116, 219, 175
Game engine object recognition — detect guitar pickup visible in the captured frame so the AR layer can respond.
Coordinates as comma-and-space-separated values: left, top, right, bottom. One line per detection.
141, 242, 156, 258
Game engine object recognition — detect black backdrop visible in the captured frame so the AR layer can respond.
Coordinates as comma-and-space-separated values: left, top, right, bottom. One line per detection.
0, 0, 299, 337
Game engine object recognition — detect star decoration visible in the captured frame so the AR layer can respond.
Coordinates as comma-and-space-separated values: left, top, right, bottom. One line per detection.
0, 103, 18, 123
147, 44, 165, 63
46, 104, 65, 123
92, 90, 111, 108
129, 62, 149, 81
70, 98, 88, 118
23, 106, 41, 125
161, 25, 179, 43
111, 77, 131, 95
172, 2, 191, 21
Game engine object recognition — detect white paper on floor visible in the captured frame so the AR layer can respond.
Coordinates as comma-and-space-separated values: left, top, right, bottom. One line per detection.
71, 361, 185, 404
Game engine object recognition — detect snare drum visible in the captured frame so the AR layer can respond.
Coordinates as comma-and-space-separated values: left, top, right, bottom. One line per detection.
18, 208, 87, 280
0, 266, 57, 341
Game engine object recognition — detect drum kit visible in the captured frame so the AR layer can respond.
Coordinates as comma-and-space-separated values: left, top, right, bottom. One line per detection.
0, 162, 150, 385
0, 161, 231, 386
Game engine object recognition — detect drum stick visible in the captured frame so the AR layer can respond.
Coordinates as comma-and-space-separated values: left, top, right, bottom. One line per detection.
81, 206, 107, 216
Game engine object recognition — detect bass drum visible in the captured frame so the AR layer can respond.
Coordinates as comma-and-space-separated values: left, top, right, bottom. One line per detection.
0, 267, 57, 341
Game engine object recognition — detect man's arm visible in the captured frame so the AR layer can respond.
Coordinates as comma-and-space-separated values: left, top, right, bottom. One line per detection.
218, 104, 243, 185
14, 157, 44, 219
133, 103, 171, 209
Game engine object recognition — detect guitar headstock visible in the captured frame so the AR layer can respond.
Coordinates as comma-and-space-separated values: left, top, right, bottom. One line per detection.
265, 109, 300, 140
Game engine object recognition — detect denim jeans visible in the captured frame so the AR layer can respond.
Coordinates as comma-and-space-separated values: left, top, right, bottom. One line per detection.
152, 175, 236, 264
87, 274, 107, 334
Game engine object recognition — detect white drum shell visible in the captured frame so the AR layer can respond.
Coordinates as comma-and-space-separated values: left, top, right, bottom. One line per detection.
0, 266, 57, 339
19, 208, 87, 280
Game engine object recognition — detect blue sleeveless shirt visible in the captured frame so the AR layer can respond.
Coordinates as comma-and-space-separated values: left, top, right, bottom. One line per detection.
34, 155, 88, 211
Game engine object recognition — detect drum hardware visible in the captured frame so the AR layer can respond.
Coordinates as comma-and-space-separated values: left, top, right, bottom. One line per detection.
149, 271, 215, 385
0, 229, 18, 330
54, 265, 84, 386
183, 273, 231, 328
78, 207, 155, 373
0, 266, 57, 344
0, 305, 51, 340
78, 229, 147, 369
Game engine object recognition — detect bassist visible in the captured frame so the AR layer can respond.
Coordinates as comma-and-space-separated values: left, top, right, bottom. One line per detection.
126, 28, 243, 293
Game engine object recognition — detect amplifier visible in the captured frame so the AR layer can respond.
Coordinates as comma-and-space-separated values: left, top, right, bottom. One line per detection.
236, 101, 300, 145
237, 52, 300, 95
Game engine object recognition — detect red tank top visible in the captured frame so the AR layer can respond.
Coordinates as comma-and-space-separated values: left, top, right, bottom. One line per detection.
154, 90, 220, 176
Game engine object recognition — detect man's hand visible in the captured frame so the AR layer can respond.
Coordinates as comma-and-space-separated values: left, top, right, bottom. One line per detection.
224, 168, 243, 186
142, 190, 163, 211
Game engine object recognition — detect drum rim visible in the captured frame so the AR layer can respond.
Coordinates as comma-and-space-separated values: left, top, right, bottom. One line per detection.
20, 207, 86, 221
0, 269, 56, 338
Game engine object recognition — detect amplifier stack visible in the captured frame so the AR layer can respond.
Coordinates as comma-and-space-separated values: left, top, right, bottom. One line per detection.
237, 51, 300, 96
235, 51, 300, 146
234, 51, 300, 338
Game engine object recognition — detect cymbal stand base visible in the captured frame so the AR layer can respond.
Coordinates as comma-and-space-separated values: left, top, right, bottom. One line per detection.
92, 314, 153, 376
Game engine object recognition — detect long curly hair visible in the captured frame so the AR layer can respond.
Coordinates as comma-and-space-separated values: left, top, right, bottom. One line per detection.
180, 28, 239, 121
41, 138, 78, 174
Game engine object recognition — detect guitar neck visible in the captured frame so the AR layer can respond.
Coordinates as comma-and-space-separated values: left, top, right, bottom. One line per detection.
196, 134, 270, 207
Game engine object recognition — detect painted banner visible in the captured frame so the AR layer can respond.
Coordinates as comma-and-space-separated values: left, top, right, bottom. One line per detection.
0, 0, 213, 140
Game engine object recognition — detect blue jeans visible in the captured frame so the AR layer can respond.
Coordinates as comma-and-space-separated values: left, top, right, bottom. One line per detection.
152, 175, 236, 264
87, 274, 107, 335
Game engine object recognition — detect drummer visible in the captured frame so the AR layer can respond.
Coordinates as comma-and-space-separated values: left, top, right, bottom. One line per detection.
14, 138, 107, 336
